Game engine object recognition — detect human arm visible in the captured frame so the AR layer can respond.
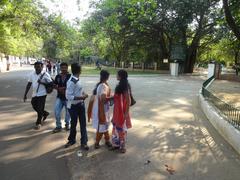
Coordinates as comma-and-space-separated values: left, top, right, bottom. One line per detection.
53, 76, 65, 93
66, 82, 88, 101
23, 82, 32, 102
74, 93, 88, 100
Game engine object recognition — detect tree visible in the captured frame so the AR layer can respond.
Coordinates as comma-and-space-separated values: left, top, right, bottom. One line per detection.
85, 0, 222, 72
0, 0, 47, 56
222, 0, 240, 41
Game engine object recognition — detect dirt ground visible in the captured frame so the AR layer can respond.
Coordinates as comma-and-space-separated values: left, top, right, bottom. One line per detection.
2, 68, 240, 180
208, 80, 240, 108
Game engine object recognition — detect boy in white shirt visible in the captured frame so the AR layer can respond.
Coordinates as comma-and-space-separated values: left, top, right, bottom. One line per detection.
23, 61, 53, 130
64, 63, 89, 150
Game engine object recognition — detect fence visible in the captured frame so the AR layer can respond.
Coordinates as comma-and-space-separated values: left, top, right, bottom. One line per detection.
116, 62, 168, 71
202, 76, 240, 130
86, 60, 170, 71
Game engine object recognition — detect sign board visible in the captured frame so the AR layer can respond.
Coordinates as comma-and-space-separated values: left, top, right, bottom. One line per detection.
163, 59, 168, 63
170, 43, 186, 61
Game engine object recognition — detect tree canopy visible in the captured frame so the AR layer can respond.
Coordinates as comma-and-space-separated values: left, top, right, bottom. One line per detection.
0, 0, 239, 72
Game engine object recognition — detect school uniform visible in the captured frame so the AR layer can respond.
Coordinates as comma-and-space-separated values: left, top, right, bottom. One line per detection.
66, 75, 88, 145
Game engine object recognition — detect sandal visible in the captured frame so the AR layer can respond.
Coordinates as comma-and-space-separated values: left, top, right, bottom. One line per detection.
120, 148, 126, 153
105, 141, 112, 148
109, 146, 119, 151
94, 143, 100, 149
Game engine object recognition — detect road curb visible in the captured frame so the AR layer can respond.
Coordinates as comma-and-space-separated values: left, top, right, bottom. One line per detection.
199, 92, 240, 155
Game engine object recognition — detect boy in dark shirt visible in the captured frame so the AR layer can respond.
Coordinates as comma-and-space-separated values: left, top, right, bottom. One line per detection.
53, 62, 71, 133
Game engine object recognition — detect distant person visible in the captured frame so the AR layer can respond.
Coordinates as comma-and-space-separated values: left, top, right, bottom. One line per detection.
6, 55, 10, 71
56, 60, 61, 74
90, 70, 112, 149
23, 61, 53, 130
96, 60, 101, 70
53, 63, 56, 75
52, 62, 71, 133
46, 61, 52, 75
65, 63, 89, 150
111, 70, 132, 153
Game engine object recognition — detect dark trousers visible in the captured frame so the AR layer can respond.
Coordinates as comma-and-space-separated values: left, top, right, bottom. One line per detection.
68, 103, 88, 145
31, 95, 48, 125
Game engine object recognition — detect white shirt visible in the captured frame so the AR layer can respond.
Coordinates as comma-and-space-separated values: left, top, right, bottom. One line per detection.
66, 75, 85, 108
28, 71, 52, 97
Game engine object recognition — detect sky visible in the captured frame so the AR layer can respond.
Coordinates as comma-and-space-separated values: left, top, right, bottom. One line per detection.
40, 0, 95, 22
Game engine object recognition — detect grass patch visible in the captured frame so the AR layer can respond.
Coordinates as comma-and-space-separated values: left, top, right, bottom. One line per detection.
81, 66, 164, 75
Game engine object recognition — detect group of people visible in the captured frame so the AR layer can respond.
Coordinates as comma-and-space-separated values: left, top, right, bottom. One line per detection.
46, 60, 61, 75
23, 61, 133, 153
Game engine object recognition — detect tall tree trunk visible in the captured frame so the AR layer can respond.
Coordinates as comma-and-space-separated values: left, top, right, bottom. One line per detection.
184, 12, 204, 73
235, 50, 239, 64
223, 0, 240, 41
185, 45, 198, 73
159, 31, 169, 60
234, 50, 239, 75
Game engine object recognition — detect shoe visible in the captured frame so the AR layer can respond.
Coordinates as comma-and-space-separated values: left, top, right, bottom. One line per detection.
65, 125, 70, 131
42, 112, 49, 122
120, 147, 126, 153
81, 144, 89, 151
105, 141, 112, 148
109, 146, 119, 151
52, 127, 62, 133
64, 141, 76, 148
34, 124, 41, 130
94, 143, 100, 149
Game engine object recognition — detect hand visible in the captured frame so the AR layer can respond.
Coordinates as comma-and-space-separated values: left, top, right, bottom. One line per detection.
58, 87, 65, 94
58, 89, 65, 94
83, 94, 88, 100
58, 87, 65, 90
23, 95, 27, 102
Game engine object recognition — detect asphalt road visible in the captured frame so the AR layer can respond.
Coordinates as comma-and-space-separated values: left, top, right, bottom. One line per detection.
1, 66, 240, 180
0, 67, 71, 180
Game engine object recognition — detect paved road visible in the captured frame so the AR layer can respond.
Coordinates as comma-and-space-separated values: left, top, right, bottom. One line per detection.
1, 67, 240, 180
0, 67, 71, 180
69, 73, 240, 180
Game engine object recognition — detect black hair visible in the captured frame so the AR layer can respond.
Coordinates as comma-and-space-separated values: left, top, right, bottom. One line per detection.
71, 63, 81, 75
34, 61, 43, 66
93, 70, 110, 95
60, 62, 68, 67
115, 69, 129, 94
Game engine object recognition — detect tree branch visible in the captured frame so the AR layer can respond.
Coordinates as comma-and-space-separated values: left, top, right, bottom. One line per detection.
222, 0, 240, 41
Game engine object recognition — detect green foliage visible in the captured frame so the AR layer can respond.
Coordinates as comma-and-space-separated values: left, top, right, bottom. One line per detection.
0, 0, 239, 69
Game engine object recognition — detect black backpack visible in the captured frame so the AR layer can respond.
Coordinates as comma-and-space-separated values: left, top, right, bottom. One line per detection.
37, 73, 54, 94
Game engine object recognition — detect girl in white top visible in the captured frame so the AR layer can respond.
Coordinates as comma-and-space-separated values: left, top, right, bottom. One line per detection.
91, 70, 112, 149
